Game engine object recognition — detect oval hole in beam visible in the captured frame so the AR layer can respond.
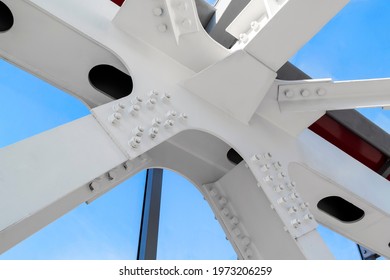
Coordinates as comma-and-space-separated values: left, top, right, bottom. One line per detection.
0, 1, 14, 32
317, 196, 365, 223
89, 64, 133, 99
227, 148, 243, 165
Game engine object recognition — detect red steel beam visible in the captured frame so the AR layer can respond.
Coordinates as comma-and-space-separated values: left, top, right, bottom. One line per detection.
310, 115, 387, 176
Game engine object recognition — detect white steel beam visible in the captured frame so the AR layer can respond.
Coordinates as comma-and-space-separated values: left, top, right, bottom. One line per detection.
278, 78, 390, 112
0, 116, 128, 253
227, 0, 349, 71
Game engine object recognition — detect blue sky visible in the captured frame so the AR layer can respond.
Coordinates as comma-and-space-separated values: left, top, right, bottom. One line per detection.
1, 0, 389, 260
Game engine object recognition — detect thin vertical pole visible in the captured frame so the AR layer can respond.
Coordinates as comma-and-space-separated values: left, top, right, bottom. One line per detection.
137, 169, 163, 260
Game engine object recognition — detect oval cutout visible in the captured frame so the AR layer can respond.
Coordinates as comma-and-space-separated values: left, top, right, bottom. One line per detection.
88, 64, 133, 99
317, 196, 364, 223
227, 148, 243, 165
0, 1, 14, 32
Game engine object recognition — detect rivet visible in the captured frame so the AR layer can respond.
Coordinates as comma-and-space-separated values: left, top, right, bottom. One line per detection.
108, 112, 122, 124
300, 89, 311, 97
147, 98, 157, 109
278, 172, 287, 179
239, 33, 249, 44
284, 89, 295, 98
316, 88, 327, 96
107, 171, 115, 181
153, 7, 163, 16
177, 2, 188, 11
164, 119, 174, 128
158, 24, 168, 33
245, 248, 253, 258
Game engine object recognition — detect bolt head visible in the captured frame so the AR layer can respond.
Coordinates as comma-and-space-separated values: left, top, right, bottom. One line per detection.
300, 89, 311, 97
153, 7, 163, 16
316, 88, 327, 96
284, 89, 295, 98
158, 24, 168, 33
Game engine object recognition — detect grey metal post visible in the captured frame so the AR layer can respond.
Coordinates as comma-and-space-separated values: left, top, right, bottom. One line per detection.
137, 169, 163, 260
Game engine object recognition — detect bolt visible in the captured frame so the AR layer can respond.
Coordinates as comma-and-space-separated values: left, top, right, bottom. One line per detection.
273, 161, 282, 169
245, 248, 253, 258
108, 112, 122, 124
166, 110, 177, 118
291, 219, 301, 228
147, 98, 157, 109
182, 18, 192, 29
129, 136, 142, 148
219, 197, 227, 206
239, 33, 249, 44
153, 7, 163, 16
231, 216, 239, 225
107, 171, 115, 181
304, 214, 314, 221
179, 113, 188, 121
300, 202, 309, 210
278, 172, 287, 179
274, 185, 284, 192
284, 89, 295, 98
149, 90, 159, 97
251, 154, 261, 163
222, 208, 230, 216
178, 2, 188, 11
288, 206, 298, 215
260, 164, 270, 172
277, 196, 288, 204
149, 127, 159, 139
250, 21, 260, 32
133, 126, 144, 137
89, 181, 98, 192
290, 192, 300, 200
316, 88, 327, 96
242, 237, 251, 246
152, 117, 162, 127
256, 182, 262, 188
233, 227, 241, 236
300, 89, 311, 97
263, 152, 272, 159
113, 103, 125, 111
161, 93, 171, 102
158, 24, 168, 33
264, 175, 273, 183
128, 104, 141, 116
164, 119, 174, 128
209, 188, 217, 197
131, 96, 143, 105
